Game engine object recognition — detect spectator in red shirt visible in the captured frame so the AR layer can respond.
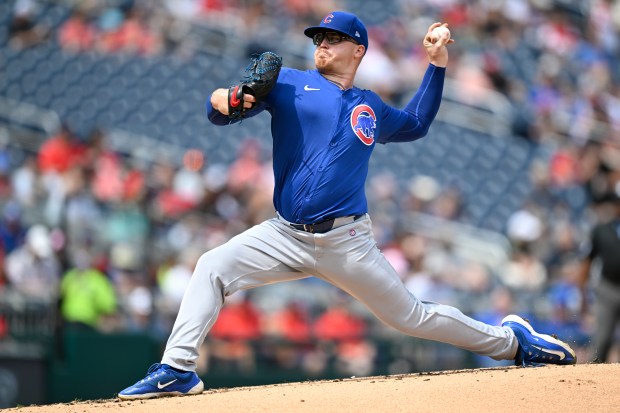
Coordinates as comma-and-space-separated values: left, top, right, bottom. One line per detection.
58, 7, 97, 52
97, 6, 161, 56
264, 301, 311, 343
210, 295, 261, 340
37, 124, 85, 174
313, 302, 366, 341
313, 300, 377, 376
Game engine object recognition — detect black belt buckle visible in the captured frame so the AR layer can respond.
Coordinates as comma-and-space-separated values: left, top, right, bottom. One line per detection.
292, 215, 362, 234
292, 218, 335, 234
316, 219, 335, 233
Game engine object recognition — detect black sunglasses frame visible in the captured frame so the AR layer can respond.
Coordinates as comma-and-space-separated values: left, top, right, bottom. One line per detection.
313, 32, 359, 46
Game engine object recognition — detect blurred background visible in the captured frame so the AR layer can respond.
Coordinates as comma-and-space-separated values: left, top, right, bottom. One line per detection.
1, 0, 620, 407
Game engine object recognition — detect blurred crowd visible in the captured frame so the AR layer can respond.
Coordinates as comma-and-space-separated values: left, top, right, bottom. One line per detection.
3, 0, 620, 372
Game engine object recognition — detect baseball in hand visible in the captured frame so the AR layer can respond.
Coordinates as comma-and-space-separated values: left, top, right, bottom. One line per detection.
431, 26, 451, 43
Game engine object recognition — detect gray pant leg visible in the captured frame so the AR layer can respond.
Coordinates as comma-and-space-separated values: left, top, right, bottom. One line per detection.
310, 216, 518, 361
162, 220, 311, 371
593, 279, 620, 362
164, 215, 518, 372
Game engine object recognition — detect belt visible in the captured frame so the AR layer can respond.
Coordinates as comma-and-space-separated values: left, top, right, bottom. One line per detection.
289, 215, 364, 234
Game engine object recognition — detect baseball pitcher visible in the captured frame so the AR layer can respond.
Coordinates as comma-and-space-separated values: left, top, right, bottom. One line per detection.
119, 11, 575, 400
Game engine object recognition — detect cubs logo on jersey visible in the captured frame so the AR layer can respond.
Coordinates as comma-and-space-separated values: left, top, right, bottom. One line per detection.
350, 104, 377, 145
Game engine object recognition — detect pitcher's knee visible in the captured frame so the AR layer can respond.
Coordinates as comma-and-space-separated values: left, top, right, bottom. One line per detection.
194, 251, 226, 287
198, 247, 236, 270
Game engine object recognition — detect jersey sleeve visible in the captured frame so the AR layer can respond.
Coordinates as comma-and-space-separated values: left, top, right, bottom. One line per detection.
377, 64, 445, 143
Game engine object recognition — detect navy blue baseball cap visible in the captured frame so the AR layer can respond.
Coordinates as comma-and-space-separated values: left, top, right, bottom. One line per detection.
304, 11, 368, 50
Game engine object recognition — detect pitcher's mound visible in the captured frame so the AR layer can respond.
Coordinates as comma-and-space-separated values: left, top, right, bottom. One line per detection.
8, 363, 620, 413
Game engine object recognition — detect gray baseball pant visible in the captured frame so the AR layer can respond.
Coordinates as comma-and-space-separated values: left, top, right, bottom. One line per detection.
162, 214, 518, 371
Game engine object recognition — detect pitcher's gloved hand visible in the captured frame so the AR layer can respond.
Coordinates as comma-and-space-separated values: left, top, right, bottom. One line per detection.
228, 51, 283, 119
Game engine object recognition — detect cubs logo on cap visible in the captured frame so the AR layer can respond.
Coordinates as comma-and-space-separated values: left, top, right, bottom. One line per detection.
304, 11, 369, 50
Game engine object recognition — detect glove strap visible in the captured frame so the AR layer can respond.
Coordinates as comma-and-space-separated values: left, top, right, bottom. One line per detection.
228, 85, 244, 118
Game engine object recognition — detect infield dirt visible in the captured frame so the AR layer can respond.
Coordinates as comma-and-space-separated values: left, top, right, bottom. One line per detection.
6, 363, 620, 413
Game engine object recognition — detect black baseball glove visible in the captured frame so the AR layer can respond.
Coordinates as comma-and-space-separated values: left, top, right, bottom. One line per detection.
228, 51, 283, 119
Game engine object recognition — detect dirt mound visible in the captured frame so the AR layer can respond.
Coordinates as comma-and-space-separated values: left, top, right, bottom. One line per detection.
8, 363, 619, 413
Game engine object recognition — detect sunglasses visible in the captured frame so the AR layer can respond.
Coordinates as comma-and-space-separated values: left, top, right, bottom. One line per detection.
313, 32, 359, 46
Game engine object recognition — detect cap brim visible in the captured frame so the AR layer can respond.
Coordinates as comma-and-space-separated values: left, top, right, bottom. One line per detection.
304, 26, 349, 39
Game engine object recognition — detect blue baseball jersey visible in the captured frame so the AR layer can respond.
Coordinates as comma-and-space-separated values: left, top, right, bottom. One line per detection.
207, 64, 445, 224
